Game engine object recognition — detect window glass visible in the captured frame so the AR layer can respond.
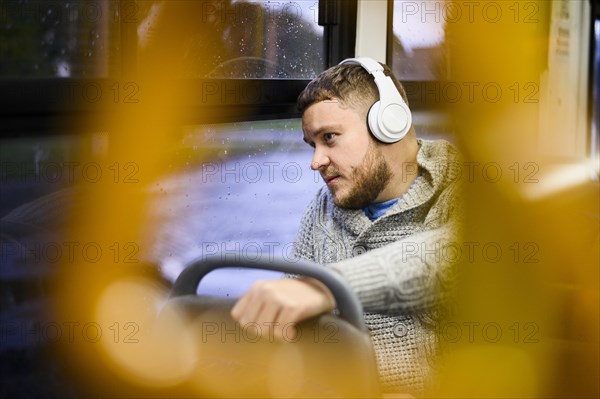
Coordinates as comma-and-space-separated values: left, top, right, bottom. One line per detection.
136, 0, 324, 78
391, 0, 448, 80
0, 131, 102, 356
0, 134, 95, 220
0, 0, 121, 78
0, 120, 322, 309
1, 1, 324, 79
144, 119, 322, 294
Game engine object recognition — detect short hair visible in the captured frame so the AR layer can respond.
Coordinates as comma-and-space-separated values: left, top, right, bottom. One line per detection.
297, 62, 409, 117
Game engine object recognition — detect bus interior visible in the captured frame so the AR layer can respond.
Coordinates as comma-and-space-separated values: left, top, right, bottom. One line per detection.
1, 1, 599, 398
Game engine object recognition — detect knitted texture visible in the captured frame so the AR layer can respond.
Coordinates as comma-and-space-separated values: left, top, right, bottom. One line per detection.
292, 139, 462, 395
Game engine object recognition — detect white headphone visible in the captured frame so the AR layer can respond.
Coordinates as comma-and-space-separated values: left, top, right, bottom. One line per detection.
339, 57, 412, 143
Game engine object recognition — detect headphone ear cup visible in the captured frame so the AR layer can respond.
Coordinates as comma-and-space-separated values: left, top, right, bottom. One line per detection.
367, 101, 384, 142
379, 102, 411, 142
367, 100, 411, 143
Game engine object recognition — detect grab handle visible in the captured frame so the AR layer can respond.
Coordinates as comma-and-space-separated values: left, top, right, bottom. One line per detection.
170, 256, 367, 332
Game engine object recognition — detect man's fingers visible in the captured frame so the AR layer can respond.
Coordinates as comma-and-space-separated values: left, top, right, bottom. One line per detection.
230, 294, 245, 320
230, 278, 333, 341
230, 290, 255, 322
253, 302, 281, 329
273, 308, 303, 341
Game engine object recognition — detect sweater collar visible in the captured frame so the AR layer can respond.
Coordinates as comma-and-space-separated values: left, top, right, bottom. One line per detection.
329, 139, 455, 231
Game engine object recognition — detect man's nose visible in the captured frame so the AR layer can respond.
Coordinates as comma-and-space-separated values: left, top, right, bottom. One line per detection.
311, 148, 330, 171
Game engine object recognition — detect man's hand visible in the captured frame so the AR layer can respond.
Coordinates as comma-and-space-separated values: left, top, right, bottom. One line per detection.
230, 277, 336, 341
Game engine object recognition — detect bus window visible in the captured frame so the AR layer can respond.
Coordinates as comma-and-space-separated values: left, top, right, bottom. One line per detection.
0, 1, 324, 79
390, 0, 448, 81
0, 1, 121, 78
144, 119, 322, 294
136, 0, 324, 79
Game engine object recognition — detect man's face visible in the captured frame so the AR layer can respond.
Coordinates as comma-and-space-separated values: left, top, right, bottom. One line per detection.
302, 100, 392, 209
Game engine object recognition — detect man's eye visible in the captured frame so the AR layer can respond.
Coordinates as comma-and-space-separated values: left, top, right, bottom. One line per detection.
323, 133, 336, 142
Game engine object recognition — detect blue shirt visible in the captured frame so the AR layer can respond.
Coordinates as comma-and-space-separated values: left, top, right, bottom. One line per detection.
364, 198, 399, 221
363, 172, 422, 221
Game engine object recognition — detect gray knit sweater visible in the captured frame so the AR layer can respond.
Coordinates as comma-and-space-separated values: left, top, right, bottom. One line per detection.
292, 138, 462, 395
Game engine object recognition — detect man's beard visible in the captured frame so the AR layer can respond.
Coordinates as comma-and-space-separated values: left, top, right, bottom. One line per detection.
328, 141, 393, 209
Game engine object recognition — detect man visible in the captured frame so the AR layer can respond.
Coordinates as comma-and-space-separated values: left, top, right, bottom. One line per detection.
231, 59, 462, 395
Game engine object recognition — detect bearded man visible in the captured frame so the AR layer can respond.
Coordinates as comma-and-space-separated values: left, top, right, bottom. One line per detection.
231, 58, 462, 396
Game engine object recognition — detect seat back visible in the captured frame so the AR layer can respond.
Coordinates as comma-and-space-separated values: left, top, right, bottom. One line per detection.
161, 256, 382, 398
